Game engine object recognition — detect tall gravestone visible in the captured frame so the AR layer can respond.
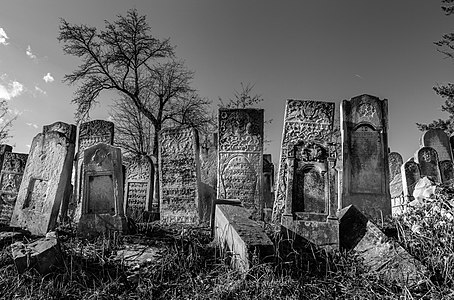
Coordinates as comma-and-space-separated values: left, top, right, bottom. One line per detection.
10, 123, 76, 235
273, 100, 335, 222
401, 160, 421, 202
72, 120, 114, 221
199, 132, 218, 222
159, 127, 202, 223
124, 156, 154, 223
340, 94, 391, 219
0, 152, 28, 224
388, 152, 403, 183
415, 147, 441, 183
218, 109, 264, 213
78, 143, 127, 235
421, 129, 452, 162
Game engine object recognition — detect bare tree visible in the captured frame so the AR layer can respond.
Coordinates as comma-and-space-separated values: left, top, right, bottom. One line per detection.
0, 100, 17, 144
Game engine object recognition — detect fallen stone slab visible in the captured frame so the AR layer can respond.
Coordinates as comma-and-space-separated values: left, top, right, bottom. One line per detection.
113, 245, 161, 267
214, 204, 274, 272
338, 205, 429, 288
11, 231, 64, 274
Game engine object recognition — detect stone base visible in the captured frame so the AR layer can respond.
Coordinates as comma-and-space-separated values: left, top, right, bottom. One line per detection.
215, 204, 274, 272
77, 214, 128, 237
281, 215, 339, 251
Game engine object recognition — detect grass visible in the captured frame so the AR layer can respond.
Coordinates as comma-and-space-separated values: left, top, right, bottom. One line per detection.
2, 186, 454, 299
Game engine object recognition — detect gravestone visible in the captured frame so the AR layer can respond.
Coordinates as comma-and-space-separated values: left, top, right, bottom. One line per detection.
415, 147, 441, 183
218, 109, 264, 214
159, 127, 202, 224
421, 129, 452, 162
273, 100, 336, 222
440, 160, 454, 183
0, 145, 12, 171
72, 120, 114, 221
124, 156, 154, 223
199, 132, 218, 222
340, 94, 391, 219
401, 160, 421, 203
263, 154, 274, 210
0, 153, 28, 224
77, 143, 127, 236
10, 123, 76, 235
388, 152, 403, 183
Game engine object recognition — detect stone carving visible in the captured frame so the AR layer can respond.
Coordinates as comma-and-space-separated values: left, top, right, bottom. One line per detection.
0, 153, 27, 224
401, 160, 421, 202
416, 147, 441, 183
421, 129, 452, 162
159, 127, 202, 224
340, 94, 391, 219
388, 152, 403, 183
10, 123, 76, 235
273, 100, 335, 222
218, 109, 264, 213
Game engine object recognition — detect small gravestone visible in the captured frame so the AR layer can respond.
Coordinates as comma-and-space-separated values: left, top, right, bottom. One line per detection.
440, 160, 454, 183
77, 143, 127, 236
388, 152, 403, 183
124, 157, 154, 223
218, 109, 264, 213
10, 123, 76, 236
0, 153, 28, 225
199, 133, 218, 222
415, 147, 441, 183
421, 129, 452, 162
340, 94, 391, 219
401, 160, 421, 203
263, 154, 274, 210
159, 127, 202, 224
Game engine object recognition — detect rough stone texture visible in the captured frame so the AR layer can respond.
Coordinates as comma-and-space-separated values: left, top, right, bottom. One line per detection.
338, 205, 428, 288
401, 160, 420, 203
263, 154, 274, 210
199, 133, 218, 223
440, 160, 454, 183
218, 109, 264, 215
390, 174, 405, 216
340, 94, 391, 219
10, 124, 76, 235
72, 120, 114, 222
0, 144, 13, 171
273, 100, 335, 222
421, 129, 452, 162
11, 232, 63, 274
215, 204, 274, 272
77, 143, 127, 236
124, 157, 154, 223
114, 245, 160, 267
388, 152, 403, 184
0, 153, 27, 225
415, 147, 441, 183
159, 127, 202, 224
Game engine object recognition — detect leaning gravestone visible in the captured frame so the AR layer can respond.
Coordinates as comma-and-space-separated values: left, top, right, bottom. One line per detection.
388, 152, 403, 183
0, 152, 28, 224
415, 147, 441, 183
401, 160, 421, 203
159, 127, 202, 224
340, 94, 391, 219
10, 123, 76, 236
421, 129, 452, 162
273, 100, 335, 222
77, 143, 127, 236
218, 109, 264, 213
124, 157, 154, 223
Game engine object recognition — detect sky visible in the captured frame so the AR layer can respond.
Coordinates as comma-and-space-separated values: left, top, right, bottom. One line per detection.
0, 0, 453, 163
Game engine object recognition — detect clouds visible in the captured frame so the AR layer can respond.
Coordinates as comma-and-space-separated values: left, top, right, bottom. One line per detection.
26, 122, 38, 129
43, 72, 54, 83
0, 28, 8, 46
0, 80, 24, 100
26, 45, 37, 59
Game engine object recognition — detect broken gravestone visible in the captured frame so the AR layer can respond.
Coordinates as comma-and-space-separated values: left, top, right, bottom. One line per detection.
0, 152, 28, 225
77, 143, 127, 236
10, 123, 76, 236
415, 147, 441, 183
159, 127, 203, 224
340, 94, 391, 219
388, 151, 403, 183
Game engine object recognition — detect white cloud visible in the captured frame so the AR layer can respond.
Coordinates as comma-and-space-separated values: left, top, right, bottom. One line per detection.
0, 28, 8, 46
0, 80, 24, 100
43, 72, 54, 83
26, 122, 38, 129
26, 45, 37, 59
25, 144, 30, 149
34, 86, 46, 95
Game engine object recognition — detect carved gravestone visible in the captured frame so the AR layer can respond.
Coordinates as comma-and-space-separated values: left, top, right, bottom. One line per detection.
421, 129, 452, 162
159, 127, 202, 224
77, 143, 127, 236
124, 157, 154, 223
10, 123, 76, 235
199, 132, 218, 222
0, 153, 28, 224
0, 145, 12, 169
263, 154, 274, 210
340, 94, 391, 219
218, 109, 264, 213
440, 160, 454, 183
73, 120, 114, 221
388, 152, 403, 183
415, 147, 441, 183
273, 100, 335, 222
401, 160, 421, 202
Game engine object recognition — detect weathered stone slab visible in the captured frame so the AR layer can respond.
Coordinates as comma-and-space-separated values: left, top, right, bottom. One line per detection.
218, 109, 264, 215
415, 147, 441, 183
388, 152, 403, 183
440, 160, 454, 183
124, 157, 154, 223
77, 143, 127, 236
10, 124, 76, 235
159, 127, 202, 224
0, 153, 28, 225
340, 94, 391, 219
199, 133, 218, 223
338, 205, 428, 288
401, 160, 421, 203
215, 204, 274, 272
273, 100, 335, 222
421, 129, 452, 162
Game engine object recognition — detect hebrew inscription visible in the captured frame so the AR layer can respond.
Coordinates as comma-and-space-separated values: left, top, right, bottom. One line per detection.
124, 157, 153, 222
